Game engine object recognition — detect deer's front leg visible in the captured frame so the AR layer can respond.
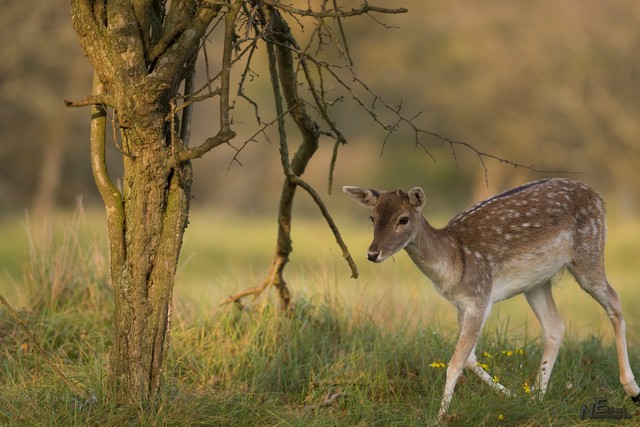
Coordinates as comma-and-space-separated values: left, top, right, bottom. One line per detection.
438, 305, 489, 421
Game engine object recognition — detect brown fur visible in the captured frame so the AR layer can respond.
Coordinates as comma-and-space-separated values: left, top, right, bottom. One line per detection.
344, 179, 640, 420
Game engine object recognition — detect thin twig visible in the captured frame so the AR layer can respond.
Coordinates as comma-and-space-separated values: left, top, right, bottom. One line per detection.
304, 391, 347, 412
289, 174, 358, 279
258, 0, 407, 18
219, 255, 285, 306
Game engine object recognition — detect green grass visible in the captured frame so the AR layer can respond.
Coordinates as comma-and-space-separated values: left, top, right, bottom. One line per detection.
1, 208, 640, 425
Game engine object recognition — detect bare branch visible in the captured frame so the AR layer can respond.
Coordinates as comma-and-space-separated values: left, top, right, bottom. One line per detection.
237, 39, 263, 124
258, 0, 407, 18
219, 2, 241, 130
179, 59, 196, 146
133, 0, 153, 54
175, 87, 222, 113
332, 0, 353, 67
149, 5, 219, 84
178, 127, 236, 161
88, 73, 125, 269
147, 22, 187, 63
264, 12, 358, 279
227, 111, 291, 172
289, 174, 358, 278
70, 0, 115, 80
64, 94, 113, 108
219, 255, 285, 307
282, 38, 575, 178
176, 3, 242, 163
304, 391, 347, 412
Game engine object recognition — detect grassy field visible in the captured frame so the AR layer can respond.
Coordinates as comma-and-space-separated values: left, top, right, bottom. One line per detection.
1, 208, 640, 425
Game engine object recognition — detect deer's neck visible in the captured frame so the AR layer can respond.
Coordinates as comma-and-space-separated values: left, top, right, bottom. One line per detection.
404, 217, 460, 291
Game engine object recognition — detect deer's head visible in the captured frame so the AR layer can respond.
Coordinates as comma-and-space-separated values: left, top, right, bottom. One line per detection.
343, 186, 426, 262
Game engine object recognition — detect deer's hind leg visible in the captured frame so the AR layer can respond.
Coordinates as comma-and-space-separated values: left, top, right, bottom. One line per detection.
569, 255, 640, 402
524, 280, 565, 396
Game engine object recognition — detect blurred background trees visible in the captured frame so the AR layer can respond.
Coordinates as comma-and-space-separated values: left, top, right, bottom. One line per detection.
1, 0, 639, 219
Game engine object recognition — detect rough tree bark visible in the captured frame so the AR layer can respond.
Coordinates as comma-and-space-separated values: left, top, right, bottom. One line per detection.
69, 1, 234, 400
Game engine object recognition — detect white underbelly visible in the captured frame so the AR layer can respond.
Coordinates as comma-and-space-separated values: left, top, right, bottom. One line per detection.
489, 232, 572, 303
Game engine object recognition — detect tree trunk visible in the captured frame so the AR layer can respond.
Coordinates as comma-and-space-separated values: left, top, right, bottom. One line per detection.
71, 0, 223, 400
110, 131, 191, 398
88, 75, 192, 398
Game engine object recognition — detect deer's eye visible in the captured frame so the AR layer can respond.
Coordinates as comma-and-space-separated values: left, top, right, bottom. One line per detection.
398, 216, 409, 225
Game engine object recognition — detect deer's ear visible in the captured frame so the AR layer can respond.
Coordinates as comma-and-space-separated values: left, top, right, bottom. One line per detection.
343, 186, 380, 208
408, 187, 426, 211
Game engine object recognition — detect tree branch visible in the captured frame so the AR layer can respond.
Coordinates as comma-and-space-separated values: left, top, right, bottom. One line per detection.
178, 127, 236, 161
64, 94, 114, 108
171, 4, 240, 162
258, 0, 407, 18
70, 0, 115, 80
289, 174, 358, 278
148, 5, 219, 84
179, 60, 196, 147
89, 73, 125, 268
266, 7, 358, 279
220, 2, 241, 130
132, 0, 153, 54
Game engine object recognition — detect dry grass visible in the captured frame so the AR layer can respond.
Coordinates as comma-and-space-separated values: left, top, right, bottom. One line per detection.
0, 208, 639, 425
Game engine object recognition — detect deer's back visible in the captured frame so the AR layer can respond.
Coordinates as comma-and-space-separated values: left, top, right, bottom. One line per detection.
443, 178, 605, 264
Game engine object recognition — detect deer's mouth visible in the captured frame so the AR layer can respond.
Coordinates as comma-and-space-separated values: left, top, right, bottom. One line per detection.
367, 250, 385, 262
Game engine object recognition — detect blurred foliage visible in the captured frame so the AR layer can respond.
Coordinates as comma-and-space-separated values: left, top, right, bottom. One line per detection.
1, 0, 639, 217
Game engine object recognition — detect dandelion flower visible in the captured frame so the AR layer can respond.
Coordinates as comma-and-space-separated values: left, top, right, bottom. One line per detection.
522, 382, 531, 394
477, 362, 490, 371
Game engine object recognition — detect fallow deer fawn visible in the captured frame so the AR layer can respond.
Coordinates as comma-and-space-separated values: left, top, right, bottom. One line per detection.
344, 178, 640, 420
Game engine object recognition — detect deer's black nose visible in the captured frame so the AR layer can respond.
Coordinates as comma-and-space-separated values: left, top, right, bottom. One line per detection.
367, 251, 380, 262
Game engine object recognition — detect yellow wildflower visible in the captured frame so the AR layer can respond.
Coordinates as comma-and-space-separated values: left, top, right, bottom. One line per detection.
429, 362, 446, 369
522, 382, 531, 394
501, 350, 513, 356
516, 348, 525, 355
482, 351, 493, 358
477, 362, 490, 371
498, 413, 505, 421
493, 375, 500, 383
